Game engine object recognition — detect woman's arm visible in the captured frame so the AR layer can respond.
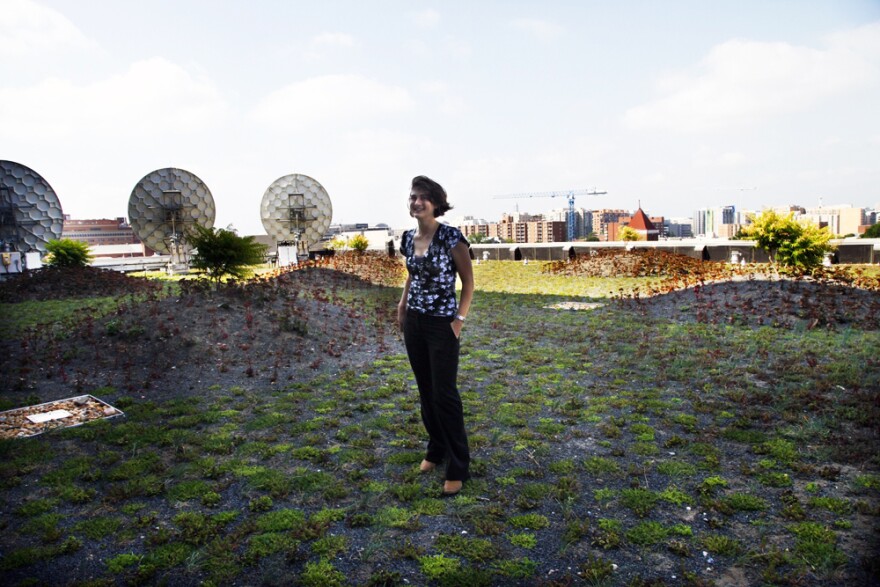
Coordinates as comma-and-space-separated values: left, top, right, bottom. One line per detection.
398, 274, 411, 332
451, 241, 474, 337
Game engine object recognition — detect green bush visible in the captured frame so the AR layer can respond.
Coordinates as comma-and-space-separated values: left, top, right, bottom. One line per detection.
740, 210, 834, 270
861, 223, 880, 238
348, 233, 370, 252
45, 239, 92, 268
188, 225, 267, 281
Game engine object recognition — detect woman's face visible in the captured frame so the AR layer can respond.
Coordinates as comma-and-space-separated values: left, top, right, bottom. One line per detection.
409, 188, 436, 219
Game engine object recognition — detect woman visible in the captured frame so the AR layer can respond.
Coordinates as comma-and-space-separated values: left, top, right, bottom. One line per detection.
397, 175, 474, 496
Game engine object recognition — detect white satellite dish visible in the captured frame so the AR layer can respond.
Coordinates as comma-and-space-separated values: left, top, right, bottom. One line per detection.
260, 174, 332, 265
0, 160, 64, 256
128, 168, 215, 264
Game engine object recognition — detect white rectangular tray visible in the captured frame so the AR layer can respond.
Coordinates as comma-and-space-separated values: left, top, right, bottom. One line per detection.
0, 395, 125, 439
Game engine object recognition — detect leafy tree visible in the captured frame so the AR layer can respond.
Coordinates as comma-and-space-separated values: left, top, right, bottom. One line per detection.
862, 223, 880, 238
326, 236, 347, 251
347, 233, 370, 252
468, 234, 487, 244
740, 210, 834, 270
583, 233, 600, 242
619, 226, 641, 241
45, 239, 92, 268
188, 225, 268, 281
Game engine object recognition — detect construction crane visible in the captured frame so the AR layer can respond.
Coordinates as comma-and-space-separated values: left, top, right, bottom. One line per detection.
494, 188, 607, 241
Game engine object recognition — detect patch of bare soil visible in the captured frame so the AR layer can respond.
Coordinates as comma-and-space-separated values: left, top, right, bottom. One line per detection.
0, 266, 162, 302
618, 276, 880, 330
0, 266, 403, 407
547, 247, 720, 278
545, 249, 880, 330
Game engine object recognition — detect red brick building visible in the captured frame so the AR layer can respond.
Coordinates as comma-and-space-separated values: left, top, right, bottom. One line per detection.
62, 216, 141, 246
606, 208, 664, 241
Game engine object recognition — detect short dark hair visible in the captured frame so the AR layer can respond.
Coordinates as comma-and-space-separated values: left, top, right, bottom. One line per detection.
411, 175, 452, 217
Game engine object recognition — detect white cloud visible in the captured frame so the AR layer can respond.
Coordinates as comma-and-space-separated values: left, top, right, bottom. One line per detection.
443, 36, 472, 58
509, 18, 564, 41
413, 9, 441, 28
419, 81, 467, 115
692, 147, 746, 168
248, 74, 415, 131
0, 57, 230, 140
624, 24, 880, 133
311, 32, 356, 48
302, 32, 357, 60
643, 173, 668, 186
0, 0, 96, 58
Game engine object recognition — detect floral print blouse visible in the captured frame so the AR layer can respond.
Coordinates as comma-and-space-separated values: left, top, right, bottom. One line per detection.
400, 223, 469, 317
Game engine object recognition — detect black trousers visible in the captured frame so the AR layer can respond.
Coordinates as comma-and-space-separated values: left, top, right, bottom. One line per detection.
403, 310, 470, 481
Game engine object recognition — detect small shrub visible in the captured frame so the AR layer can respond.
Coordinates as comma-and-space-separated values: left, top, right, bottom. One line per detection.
188, 225, 268, 282
758, 438, 798, 465
419, 554, 461, 580
436, 533, 497, 562
721, 492, 768, 512
853, 474, 880, 492
549, 459, 576, 474
578, 554, 614, 582
312, 534, 347, 558
699, 476, 728, 495
15, 499, 58, 517
657, 461, 698, 477
562, 518, 590, 545
658, 486, 690, 505
74, 516, 122, 540
493, 557, 537, 579
508, 513, 549, 530
376, 507, 415, 528
390, 482, 422, 503
584, 456, 621, 475
808, 496, 853, 515
59, 535, 83, 554
508, 533, 537, 549
173, 511, 213, 545
620, 488, 658, 517
758, 472, 793, 488
311, 508, 346, 525
702, 533, 743, 556
255, 509, 305, 533
45, 239, 92, 268
301, 559, 346, 587
592, 518, 623, 550
593, 488, 616, 502
626, 521, 668, 545
201, 491, 222, 507
106, 553, 141, 573
248, 496, 273, 512
367, 569, 403, 587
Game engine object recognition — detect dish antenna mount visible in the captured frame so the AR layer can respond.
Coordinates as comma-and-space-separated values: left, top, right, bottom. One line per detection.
0, 160, 64, 257
128, 167, 215, 266
260, 174, 332, 265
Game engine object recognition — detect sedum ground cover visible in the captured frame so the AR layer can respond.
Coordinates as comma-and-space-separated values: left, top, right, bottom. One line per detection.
0, 256, 878, 586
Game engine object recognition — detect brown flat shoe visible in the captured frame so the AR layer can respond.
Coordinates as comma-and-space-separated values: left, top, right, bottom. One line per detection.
419, 460, 437, 473
442, 480, 463, 496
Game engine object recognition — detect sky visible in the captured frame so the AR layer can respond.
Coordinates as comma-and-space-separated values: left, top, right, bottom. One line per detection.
2, 0, 879, 235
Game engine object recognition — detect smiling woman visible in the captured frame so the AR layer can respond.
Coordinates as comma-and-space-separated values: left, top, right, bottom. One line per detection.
397, 175, 475, 496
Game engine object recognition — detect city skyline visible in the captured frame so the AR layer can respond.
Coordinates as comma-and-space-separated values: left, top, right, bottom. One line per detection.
59, 195, 878, 235
3, 1, 879, 235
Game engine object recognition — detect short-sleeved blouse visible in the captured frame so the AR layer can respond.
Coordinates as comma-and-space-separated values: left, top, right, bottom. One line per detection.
400, 223, 469, 317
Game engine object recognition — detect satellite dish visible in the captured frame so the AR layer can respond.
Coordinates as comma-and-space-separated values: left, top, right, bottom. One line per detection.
260, 174, 332, 253
128, 167, 215, 262
0, 160, 64, 254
